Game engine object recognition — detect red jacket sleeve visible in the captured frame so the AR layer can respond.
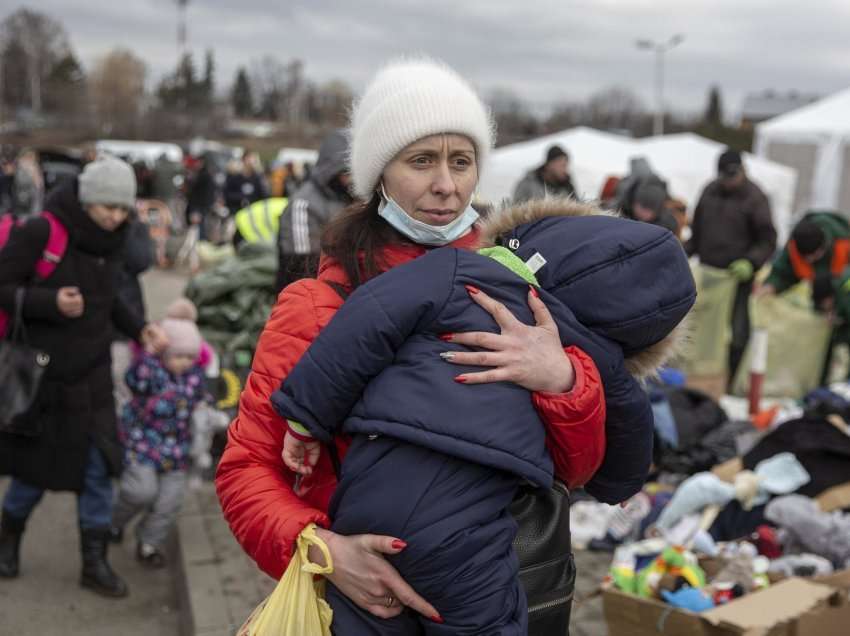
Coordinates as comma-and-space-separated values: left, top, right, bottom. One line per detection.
532, 346, 606, 490
214, 280, 342, 580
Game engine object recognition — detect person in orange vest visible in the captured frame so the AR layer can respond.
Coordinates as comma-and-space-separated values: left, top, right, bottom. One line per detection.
758, 211, 850, 381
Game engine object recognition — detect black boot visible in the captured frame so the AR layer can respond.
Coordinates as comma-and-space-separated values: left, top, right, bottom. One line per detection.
79, 527, 129, 598
0, 510, 26, 578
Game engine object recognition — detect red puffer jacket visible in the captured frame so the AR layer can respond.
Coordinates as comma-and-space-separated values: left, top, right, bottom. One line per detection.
215, 230, 606, 579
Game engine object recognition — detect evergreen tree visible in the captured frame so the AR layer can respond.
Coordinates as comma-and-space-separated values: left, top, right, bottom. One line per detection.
704, 85, 723, 126
202, 49, 215, 101
231, 67, 253, 117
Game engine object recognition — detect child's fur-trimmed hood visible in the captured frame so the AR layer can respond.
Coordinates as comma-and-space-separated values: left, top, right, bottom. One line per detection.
478, 197, 694, 380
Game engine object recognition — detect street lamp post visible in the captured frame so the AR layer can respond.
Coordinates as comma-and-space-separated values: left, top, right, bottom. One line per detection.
635, 34, 684, 136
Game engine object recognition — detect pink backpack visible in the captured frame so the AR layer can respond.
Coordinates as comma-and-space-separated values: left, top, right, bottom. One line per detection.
0, 212, 69, 338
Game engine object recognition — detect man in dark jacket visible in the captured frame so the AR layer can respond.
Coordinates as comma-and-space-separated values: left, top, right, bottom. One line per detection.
224, 153, 266, 217
513, 145, 577, 203
0, 157, 167, 597
275, 130, 353, 293
186, 154, 219, 240
686, 149, 777, 382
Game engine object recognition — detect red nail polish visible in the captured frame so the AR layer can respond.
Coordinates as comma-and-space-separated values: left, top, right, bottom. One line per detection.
439, 333, 454, 341
454, 376, 467, 384
529, 285, 539, 298
391, 539, 407, 550
431, 615, 444, 624
465, 284, 480, 295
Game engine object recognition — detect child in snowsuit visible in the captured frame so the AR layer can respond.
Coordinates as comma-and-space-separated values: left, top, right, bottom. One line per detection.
112, 315, 207, 567
271, 203, 695, 634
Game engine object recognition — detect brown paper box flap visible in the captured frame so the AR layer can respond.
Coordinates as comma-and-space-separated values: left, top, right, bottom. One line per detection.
813, 567, 850, 590
701, 578, 836, 631
602, 588, 711, 635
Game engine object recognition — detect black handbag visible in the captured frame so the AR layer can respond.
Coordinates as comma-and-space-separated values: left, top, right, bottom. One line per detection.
0, 288, 51, 435
511, 481, 575, 636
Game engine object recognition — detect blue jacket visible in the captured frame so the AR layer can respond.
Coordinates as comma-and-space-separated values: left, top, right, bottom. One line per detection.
121, 352, 206, 472
273, 201, 695, 502
479, 199, 696, 499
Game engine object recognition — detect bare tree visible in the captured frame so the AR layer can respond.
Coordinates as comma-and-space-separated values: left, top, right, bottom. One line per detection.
487, 88, 540, 145
89, 48, 147, 137
249, 55, 287, 120
543, 103, 583, 134
308, 79, 352, 126
0, 8, 73, 116
585, 86, 647, 132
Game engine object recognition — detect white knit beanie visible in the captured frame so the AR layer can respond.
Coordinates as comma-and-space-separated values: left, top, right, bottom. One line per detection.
349, 58, 496, 199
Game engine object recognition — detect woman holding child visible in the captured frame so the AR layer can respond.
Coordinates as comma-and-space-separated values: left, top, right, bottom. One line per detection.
217, 58, 692, 634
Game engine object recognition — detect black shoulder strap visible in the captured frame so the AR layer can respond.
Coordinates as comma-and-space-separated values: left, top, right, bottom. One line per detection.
324, 280, 350, 301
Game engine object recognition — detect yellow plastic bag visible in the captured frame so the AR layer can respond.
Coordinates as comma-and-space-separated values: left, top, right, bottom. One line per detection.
679, 263, 738, 376
237, 523, 334, 636
731, 285, 832, 399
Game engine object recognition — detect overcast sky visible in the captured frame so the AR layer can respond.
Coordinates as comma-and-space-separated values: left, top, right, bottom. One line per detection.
25, 0, 850, 118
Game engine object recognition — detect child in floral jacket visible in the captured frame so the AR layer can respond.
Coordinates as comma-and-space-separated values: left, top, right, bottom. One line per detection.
111, 315, 206, 567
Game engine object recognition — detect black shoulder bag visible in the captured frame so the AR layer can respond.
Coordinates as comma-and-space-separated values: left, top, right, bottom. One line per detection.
0, 288, 51, 435
322, 280, 576, 635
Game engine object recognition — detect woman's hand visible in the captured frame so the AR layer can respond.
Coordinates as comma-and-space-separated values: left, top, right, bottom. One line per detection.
56, 286, 84, 318
440, 285, 575, 393
308, 527, 442, 623
140, 323, 169, 354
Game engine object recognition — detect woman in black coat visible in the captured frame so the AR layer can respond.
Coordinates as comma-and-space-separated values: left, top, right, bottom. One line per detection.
0, 157, 167, 598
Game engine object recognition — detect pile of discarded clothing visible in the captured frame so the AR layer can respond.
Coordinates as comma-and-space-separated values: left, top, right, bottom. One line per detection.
576, 382, 850, 614
184, 241, 278, 360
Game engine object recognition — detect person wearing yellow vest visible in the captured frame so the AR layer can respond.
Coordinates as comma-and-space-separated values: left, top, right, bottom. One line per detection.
758, 211, 850, 381
233, 197, 289, 246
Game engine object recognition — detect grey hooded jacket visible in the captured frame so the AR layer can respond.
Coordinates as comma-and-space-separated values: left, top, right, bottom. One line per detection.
276, 130, 351, 291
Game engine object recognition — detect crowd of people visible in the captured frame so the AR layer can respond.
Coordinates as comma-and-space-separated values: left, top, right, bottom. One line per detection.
0, 55, 847, 635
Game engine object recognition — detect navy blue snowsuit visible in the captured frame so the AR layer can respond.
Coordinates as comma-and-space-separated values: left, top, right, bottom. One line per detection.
271, 213, 695, 634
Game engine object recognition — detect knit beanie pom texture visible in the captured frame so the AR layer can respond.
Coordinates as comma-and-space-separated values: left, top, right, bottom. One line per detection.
161, 318, 202, 359
348, 57, 496, 199
166, 297, 199, 322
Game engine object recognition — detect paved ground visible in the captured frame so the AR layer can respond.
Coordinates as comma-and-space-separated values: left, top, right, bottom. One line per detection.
0, 268, 189, 636
0, 478, 182, 636
1, 265, 616, 635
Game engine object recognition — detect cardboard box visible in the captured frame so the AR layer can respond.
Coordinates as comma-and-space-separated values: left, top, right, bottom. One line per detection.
603, 574, 850, 635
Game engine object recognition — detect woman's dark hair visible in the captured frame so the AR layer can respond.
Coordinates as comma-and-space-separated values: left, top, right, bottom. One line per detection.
321, 192, 407, 288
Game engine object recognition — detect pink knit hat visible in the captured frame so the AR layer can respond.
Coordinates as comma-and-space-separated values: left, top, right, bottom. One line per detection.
165, 297, 198, 322
161, 318, 202, 358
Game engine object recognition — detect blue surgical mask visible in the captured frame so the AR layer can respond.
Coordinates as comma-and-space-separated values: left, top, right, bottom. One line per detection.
377, 185, 479, 247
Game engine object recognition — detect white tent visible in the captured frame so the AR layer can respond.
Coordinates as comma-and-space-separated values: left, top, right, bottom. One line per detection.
634, 134, 797, 244
481, 128, 798, 243
478, 127, 633, 205
754, 87, 850, 219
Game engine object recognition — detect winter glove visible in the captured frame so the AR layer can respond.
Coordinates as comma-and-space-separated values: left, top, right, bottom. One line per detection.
728, 259, 754, 282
